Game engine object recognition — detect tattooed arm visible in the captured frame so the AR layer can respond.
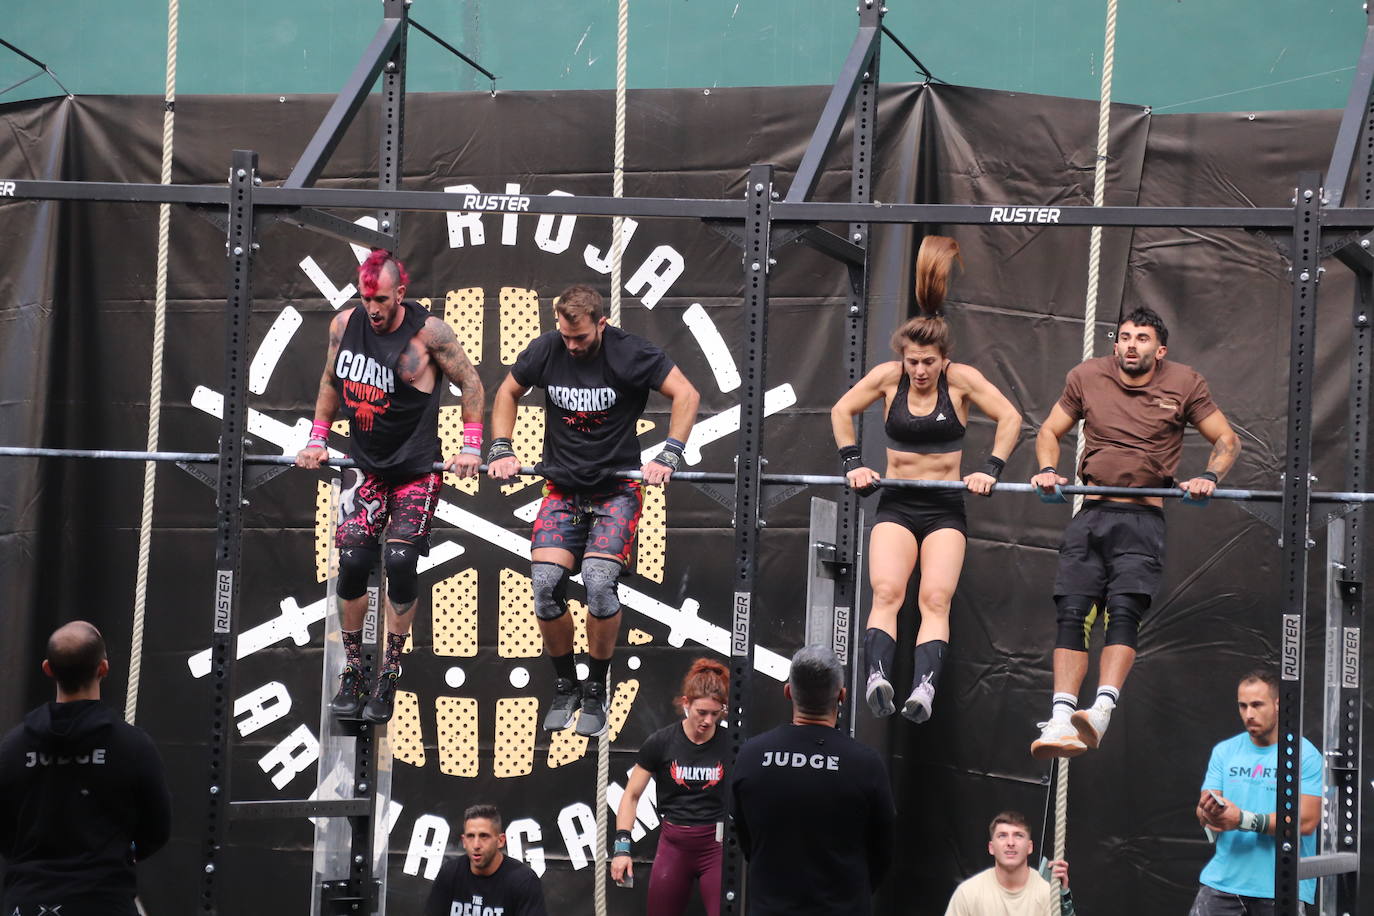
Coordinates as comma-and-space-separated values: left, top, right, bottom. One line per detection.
421, 316, 485, 477
1179, 408, 1241, 500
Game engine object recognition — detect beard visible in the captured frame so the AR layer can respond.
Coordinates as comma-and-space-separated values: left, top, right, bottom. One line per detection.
1116, 351, 1155, 377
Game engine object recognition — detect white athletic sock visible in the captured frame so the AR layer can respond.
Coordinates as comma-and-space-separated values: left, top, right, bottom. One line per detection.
1051, 692, 1077, 723
1094, 686, 1120, 710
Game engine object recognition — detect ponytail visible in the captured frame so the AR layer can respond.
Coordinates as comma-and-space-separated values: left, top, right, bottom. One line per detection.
891, 235, 961, 356
914, 235, 961, 314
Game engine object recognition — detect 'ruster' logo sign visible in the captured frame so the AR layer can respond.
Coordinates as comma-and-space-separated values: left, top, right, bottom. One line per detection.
1281, 614, 1301, 680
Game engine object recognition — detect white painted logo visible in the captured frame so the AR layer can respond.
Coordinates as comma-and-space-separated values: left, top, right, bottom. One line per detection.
0, 181, 16, 197
988, 206, 1061, 224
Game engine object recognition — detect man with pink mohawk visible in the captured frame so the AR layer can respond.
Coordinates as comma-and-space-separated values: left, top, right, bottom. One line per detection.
296, 249, 484, 723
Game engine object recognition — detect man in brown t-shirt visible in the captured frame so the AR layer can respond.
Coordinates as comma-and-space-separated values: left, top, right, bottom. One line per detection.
1028, 307, 1240, 759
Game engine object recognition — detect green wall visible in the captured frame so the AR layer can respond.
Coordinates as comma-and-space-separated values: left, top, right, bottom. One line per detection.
0, 1, 1365, 113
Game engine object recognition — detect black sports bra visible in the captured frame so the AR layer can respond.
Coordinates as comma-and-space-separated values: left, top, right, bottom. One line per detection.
885, 366, 966, 454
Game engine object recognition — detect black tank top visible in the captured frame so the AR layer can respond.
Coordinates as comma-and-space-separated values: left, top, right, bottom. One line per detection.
885, 366, 965, 454
333, 301, 442, 479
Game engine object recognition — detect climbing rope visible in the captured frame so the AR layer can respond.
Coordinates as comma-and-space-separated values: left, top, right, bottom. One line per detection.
127, 0, 180, 725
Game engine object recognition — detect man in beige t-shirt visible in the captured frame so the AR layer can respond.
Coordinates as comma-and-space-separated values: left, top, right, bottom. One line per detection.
945, 812, 1073, 916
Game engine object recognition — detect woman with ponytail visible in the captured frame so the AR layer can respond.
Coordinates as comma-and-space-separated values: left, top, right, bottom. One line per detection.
610, 658, 729, 914
831, 235, 1022, 724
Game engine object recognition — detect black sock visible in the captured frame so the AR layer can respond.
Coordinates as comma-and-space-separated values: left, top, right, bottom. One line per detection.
913, 640, 948, 689
587, 655, 611, 684
342, 628, 363, 670
380, 632, 407, 677
864, 628, 896, 679
551, 651, 578, 682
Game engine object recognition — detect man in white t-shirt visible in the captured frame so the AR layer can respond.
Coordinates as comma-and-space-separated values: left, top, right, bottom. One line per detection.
945, 811, 1074, 916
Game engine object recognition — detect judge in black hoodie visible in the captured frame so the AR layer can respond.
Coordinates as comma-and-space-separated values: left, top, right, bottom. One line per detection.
0, 621, 172, 916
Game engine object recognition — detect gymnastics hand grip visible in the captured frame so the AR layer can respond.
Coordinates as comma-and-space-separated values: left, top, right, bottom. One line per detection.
1038, 484, 1067, 504
1182, 490, 1211, 507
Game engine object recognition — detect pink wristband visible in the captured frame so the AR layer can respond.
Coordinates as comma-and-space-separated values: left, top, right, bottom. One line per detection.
309, 420, 330, 445
462, 422, 483, 451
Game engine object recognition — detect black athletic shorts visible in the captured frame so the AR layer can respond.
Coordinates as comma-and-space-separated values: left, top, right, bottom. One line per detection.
873, 487, 967, 541
1053, 500, 1165, 600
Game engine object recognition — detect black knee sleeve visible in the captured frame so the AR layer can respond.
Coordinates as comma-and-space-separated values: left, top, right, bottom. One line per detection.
532, 562, 571, 621
336, 544, 379, 601
581, 557, 624, 620
384, 541, 420, 607
1104, 593, 1148, 648
1054, 595, 1099, 651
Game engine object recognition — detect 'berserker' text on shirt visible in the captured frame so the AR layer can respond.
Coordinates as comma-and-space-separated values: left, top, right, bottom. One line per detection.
546, 386, 617, 412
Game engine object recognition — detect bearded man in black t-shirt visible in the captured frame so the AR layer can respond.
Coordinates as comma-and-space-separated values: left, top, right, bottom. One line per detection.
487, 284, 700, 738
426, 804, 547, 916
296, 250, 485, 724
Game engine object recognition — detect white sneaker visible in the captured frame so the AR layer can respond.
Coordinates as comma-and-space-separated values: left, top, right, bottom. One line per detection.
865, 670, 895, 717
1071, 704, 1112, 749
900, 674, 936, 724
1030, 719, 1087, 760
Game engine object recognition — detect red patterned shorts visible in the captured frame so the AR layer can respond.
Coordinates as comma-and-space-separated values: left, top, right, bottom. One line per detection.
335, 467, 441, 548
531, 479, 643, 565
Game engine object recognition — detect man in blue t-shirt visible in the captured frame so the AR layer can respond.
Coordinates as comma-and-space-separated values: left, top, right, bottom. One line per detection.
488, 284, 700, 739
1190, 670, 1322, 915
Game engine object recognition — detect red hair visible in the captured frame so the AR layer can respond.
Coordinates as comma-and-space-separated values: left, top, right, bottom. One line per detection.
678, 658, 729, 710
358, 248, 408, 295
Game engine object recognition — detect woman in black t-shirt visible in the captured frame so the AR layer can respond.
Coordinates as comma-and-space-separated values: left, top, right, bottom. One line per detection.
610, 659, 729, 916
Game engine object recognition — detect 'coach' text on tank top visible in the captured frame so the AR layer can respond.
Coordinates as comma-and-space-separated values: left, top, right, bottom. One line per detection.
333, 301, 442, 480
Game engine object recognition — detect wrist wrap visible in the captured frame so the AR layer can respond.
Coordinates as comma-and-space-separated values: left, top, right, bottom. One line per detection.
486, 438, 516, 464
651, 438, 685, 471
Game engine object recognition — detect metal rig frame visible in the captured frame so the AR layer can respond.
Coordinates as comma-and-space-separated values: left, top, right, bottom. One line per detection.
0, 2, 1371, 914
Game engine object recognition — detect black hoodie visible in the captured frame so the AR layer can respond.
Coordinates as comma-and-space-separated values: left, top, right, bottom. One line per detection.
0, 700, 171, 914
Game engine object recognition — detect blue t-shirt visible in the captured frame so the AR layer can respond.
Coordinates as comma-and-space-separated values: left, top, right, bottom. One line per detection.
1199, 732, 1322, 903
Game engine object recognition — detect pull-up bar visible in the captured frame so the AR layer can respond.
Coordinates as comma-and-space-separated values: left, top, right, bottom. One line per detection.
3, 445, 1370, 504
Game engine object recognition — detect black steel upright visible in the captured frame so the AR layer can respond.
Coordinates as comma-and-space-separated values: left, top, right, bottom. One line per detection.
1325, 14, 1374, 906
376, 0, 409, 245
833, 1, 883, 729
719, 164, 774, 916
1275, 171, 1321, 915
199, 149, 257, 915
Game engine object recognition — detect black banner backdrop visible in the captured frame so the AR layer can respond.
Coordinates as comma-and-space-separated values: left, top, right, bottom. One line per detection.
0, 84, 1368, 915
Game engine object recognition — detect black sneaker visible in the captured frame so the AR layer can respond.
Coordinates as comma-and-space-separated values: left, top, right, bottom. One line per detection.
362, 670, 400, 724
575, 680, 609, 738
328, 665, 367, 719
542, 677, 582, 732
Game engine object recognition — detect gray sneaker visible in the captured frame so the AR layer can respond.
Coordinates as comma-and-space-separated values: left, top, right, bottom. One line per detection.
901, 674, 936, 724
865, 669, 895, 718
542, 678, 582, 732
575, 680, 609, 738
